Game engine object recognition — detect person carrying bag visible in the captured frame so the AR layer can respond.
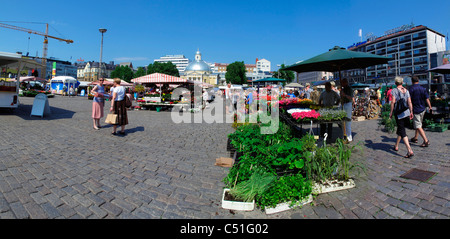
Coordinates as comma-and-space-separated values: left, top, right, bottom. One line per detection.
389, 77, 414, 158
109, 78, 128, 135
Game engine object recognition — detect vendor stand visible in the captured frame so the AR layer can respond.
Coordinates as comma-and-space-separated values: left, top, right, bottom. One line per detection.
131, 73, 196, 112
278, 98, 348, 141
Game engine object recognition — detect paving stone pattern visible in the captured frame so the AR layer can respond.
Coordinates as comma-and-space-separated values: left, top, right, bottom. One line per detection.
0, 96, 448, 219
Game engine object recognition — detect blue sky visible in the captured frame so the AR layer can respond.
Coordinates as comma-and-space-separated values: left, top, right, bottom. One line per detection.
0, 0, 448, 70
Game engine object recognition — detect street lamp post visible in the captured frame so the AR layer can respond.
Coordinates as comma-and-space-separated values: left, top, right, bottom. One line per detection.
98, 28, 107, 81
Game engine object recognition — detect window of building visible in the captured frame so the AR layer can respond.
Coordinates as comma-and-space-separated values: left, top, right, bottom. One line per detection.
387, 39, 398, 46
399, 35, 411, 43
413, 48, 427, 56
399, 43, 411, 51
400, 67, 412, 74
412, 32, 426, 39
413, 40, 427, 48
400, 51, 412, 58
413, 56, 427, 64
414, 65, 428, 72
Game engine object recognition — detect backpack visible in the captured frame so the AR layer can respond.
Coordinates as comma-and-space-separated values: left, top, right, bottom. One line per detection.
394, 89, 408, 115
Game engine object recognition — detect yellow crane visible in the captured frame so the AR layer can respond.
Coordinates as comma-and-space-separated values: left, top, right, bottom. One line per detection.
0, 22, 74, 79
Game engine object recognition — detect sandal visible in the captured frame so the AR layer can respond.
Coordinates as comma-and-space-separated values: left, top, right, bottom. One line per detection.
405, 152, 414, 158
393, 146, 399, 151
410, 137, 418, 143
420, 141, 430, 147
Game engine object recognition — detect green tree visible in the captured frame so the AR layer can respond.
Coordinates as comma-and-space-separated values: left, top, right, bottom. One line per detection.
274, 64, 295, 84
110, 65, 134, 82
147, 61, 179, 77
225, 61, 247, 84
134, 67, 146, 78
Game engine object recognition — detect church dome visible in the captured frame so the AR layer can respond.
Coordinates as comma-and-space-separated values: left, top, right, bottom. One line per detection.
185, 60, 211, 72
184, 49, 211, 73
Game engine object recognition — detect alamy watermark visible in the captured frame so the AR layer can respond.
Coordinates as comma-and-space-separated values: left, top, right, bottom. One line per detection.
170, 85, 279, 134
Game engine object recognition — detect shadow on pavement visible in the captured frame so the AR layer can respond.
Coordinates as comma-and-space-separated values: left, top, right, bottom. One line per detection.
0, 104, 76, 121
365, 139, 398, 156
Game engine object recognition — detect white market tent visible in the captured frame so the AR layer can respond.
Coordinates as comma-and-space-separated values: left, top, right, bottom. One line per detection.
50, 76, 79, 94
131, 73, 194, 84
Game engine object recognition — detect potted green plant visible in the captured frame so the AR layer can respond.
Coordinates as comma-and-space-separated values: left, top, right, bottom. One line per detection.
258, 173, 313, 214
431, 119, 448, 132
222, 168, 275, 211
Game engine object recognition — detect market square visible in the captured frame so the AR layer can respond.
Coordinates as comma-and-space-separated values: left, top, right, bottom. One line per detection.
0, 95, 448, 219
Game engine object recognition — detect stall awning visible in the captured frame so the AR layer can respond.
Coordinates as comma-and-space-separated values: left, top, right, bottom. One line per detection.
131, 73, 194, 84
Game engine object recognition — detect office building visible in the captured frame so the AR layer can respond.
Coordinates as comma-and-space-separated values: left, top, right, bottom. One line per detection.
345, 24, 446, 84
29, 56, 78, 79
154, 54, 189, 73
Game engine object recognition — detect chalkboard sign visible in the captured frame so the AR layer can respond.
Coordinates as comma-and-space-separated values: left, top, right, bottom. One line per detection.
31, 93, 51, 118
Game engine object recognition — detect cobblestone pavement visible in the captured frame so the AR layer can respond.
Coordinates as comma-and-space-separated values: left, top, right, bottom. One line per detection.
0, 96, 448, 219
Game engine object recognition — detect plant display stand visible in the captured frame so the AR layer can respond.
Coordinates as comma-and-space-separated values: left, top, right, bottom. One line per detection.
221, 189, 255, 211
312, 179, 355, 195
264, 194, 313, 215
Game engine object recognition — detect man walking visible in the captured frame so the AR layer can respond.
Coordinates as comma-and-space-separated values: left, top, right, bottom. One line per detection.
302, 83, 313, 99
409, 76, 432, 147
340, 78, 354, 142
319, 82, 340, 142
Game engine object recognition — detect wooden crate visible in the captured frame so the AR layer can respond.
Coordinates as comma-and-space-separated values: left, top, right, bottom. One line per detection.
354, 116, 366, 121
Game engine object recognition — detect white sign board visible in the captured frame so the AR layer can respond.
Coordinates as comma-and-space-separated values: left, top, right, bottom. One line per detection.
31, 93, 51, 118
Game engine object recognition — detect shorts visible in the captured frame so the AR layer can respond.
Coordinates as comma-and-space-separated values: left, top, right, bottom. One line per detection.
395, 116, 409, 138
413, 110, 426, 129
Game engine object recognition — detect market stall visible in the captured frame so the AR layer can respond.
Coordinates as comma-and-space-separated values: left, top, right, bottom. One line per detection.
278, 98, 348, 139
131, 73, 196, 111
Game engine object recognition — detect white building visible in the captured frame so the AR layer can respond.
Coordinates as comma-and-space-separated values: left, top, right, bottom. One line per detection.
297, 71, 334, 84
154, 55, 189, 73
256, 58, 271, 72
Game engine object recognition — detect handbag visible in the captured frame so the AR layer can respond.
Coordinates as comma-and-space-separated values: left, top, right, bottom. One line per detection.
105, 113, 118, 124
125, 95, 132, 108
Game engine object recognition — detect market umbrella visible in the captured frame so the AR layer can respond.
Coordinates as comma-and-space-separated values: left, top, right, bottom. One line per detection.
428, 64, 450, 74
350, 82, 372, 89
253, 77, 285, 87
285, 82, 304, 88
282, 46, 390, 81
253, 77, 286, 83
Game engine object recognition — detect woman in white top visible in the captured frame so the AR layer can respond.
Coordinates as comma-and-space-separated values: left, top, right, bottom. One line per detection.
110, 78, 128, 135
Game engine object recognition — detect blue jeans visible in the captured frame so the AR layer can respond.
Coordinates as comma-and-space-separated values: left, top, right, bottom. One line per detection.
343, 102, 352, 140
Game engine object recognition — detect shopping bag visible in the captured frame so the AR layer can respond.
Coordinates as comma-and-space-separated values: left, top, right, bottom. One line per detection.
105, 113, 118, 124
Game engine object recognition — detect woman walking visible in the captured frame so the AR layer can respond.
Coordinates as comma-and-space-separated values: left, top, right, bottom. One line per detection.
389, 77, 414, 158
110, 78, 128, 135
91, 78, 105, 130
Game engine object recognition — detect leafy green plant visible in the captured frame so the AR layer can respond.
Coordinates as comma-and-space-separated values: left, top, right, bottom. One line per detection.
304, 144, 338, 183
256, 173, 312, 209
334, 138, 364, 181
384, 117, 396, 133
228, 168, 276, 202
317, 109, 347, 121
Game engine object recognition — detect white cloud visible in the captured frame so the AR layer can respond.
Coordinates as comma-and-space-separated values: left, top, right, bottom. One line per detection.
113, 57, 150, 62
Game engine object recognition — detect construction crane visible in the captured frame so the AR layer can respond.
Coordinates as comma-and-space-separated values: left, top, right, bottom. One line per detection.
0, 22, 74, 79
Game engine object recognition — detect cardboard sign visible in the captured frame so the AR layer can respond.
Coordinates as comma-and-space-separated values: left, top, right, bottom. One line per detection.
215, 157, 234, 168
31, 93, 51, 118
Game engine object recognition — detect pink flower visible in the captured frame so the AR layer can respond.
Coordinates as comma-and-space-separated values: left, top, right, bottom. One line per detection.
291, 110, 320, 120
